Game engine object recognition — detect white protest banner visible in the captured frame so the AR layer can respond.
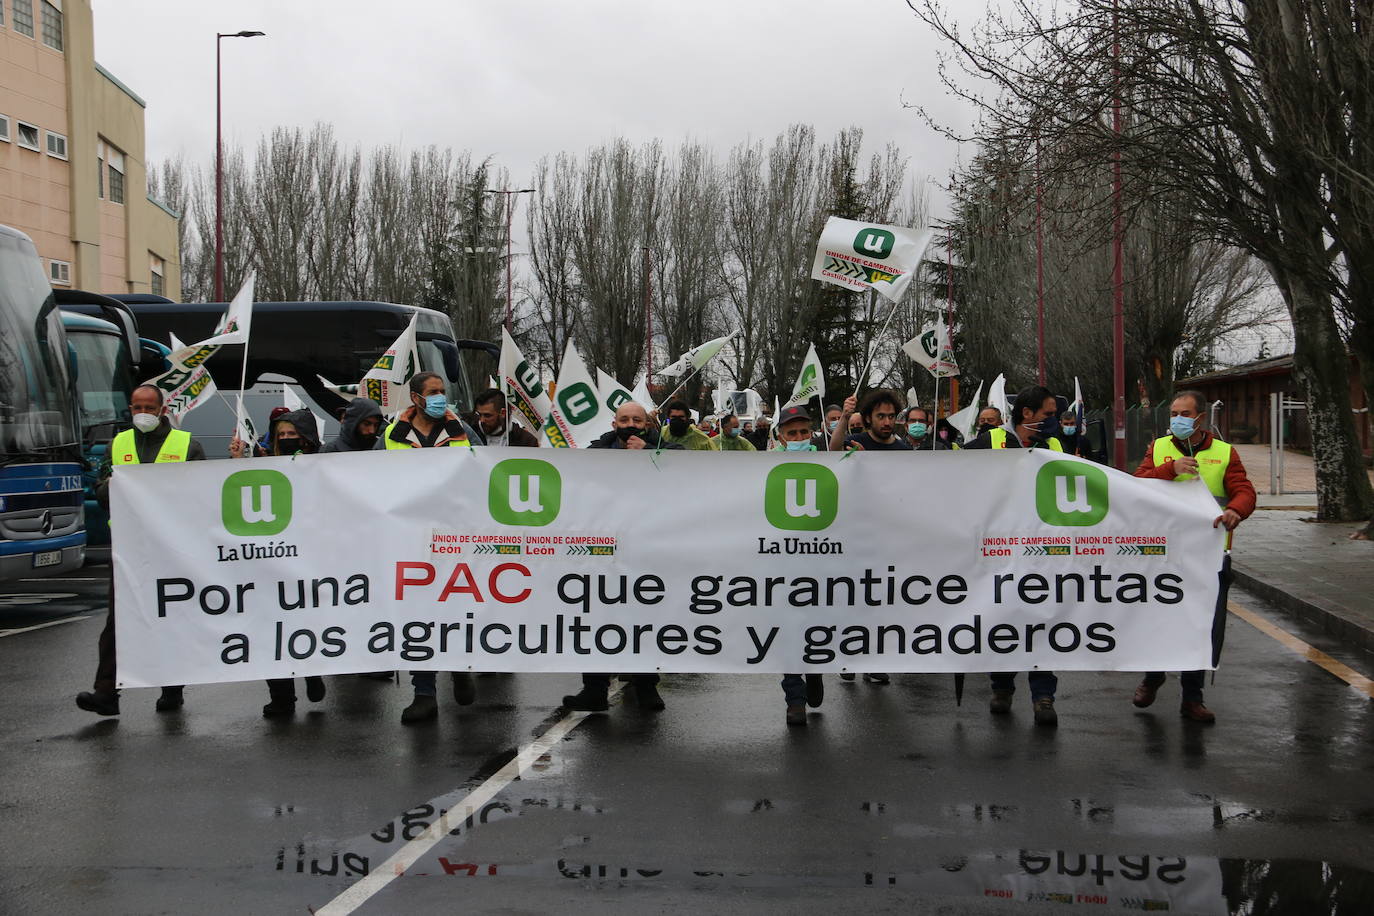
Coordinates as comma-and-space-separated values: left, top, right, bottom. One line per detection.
811, 217, 934, 303
596, 369, 635, 415
541, 339, 605, 448
499, 327, 552, 432
902, 321, 960, 378
359, 313, 418, 415
785, 344, 825, 408
147, 333, 219, 427
111, 449, 1226, 687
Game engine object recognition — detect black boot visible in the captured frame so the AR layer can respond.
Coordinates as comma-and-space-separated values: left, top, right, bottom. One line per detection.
561, 687, 609, 712
155, 687, 184, 712
305, 677, 326, 703
452, 672, 476, 705
76, 690, 120, 716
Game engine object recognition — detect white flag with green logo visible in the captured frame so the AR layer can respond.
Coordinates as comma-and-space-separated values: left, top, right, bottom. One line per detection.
784, 343, 825, 408
811, 218, 934, 303
541, 340, 605, 448
499, 328, 553, 432
902, 320, 959, 378
947, 380, 985, 441
359, 313, 418, 415
200, 272, 256, 346
659, 331, 735, 378
149, 332, 219, 427
596, 369, 635, 415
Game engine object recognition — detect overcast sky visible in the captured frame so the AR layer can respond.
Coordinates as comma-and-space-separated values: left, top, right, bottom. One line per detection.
93, 0, 975, 220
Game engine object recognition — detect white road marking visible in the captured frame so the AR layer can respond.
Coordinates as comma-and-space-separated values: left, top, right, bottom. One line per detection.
314, 682, 624, 915
0, 614, 92, 638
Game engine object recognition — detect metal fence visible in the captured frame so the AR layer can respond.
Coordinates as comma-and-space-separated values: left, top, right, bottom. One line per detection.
1082, 404, 1172, 467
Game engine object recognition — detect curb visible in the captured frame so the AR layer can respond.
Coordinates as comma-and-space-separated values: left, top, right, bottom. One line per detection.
1232, 563, 1374, 656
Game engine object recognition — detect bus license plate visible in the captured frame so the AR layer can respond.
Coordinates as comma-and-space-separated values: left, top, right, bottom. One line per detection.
32, 551, 61, 569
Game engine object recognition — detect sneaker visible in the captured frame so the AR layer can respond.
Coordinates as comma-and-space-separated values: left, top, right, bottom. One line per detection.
1032, 697, 1058, 727
839, 673, 856, 682
989, 690, 1013, 715
400, 694, 438, 724
635, 682, 666, 711
452, 672, 476, 706
863, 672, 890, 685
75, 690, 120, 717
155, 687, 184, 712
305, 677, 326, 703
1180, 701, 1216, 723
805, 674, 824, 708
561, 688, 609, 712
786, 703, 807, 726
262, 699, 296, 719
1132, 680, 1161, 708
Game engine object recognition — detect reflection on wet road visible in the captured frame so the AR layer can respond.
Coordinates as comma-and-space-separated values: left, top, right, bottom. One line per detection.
2, 573, 1371, 914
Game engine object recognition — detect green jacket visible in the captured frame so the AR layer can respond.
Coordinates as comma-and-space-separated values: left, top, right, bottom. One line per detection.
659, 426, 720, 450
717, 433, 755, 451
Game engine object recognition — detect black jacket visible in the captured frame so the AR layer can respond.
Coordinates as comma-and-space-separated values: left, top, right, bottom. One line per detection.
270, 409, 321, 455
322, 398, 383, 453
460, 412, 539, 448
590, 428, 683, 450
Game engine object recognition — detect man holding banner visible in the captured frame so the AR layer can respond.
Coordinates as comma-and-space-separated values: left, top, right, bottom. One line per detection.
76, 385, 205, 718
381, 371, 480, 723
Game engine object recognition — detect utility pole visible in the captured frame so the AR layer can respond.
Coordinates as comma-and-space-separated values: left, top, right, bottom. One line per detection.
484, 188, 535, 331
1035, 130, 1046, 387
214, 29, 265, 301
642, 246, 652, 380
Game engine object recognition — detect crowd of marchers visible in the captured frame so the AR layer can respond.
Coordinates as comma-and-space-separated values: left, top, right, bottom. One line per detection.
75, 376, 1254, 730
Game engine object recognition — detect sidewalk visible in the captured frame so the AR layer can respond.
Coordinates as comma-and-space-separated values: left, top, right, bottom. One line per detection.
1231, 509, 1374, 655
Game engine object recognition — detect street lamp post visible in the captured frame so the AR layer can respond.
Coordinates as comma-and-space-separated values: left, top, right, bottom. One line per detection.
484, 188, 535, 332
215, 29, 265, 302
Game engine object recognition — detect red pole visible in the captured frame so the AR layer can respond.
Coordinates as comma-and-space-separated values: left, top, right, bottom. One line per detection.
1111, 0, 1127, 469
1035, 131, 1046, 386
214, 35, 223, 302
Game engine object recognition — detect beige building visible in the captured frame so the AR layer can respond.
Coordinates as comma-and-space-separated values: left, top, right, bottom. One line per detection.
0, 0, 180, 298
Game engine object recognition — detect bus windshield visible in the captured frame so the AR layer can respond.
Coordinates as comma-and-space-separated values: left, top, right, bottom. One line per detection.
67, 328, 133, 438
0, 235, 77, 457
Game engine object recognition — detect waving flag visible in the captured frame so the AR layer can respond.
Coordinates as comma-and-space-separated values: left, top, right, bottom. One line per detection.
785, 343, 825, 408
811, 218, 934, 303
499, 328, 553, 432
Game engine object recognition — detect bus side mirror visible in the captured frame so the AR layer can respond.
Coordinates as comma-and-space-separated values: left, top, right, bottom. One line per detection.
434, 339, 463, 383
139, 339, 171, 378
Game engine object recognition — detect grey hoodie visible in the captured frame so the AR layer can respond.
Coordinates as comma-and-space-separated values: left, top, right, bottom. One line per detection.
321, 398, 383, 453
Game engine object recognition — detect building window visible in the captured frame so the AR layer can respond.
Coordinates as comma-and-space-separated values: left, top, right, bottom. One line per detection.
0, 115, 10, 142
12, 0, 33, 38
16, 120, 40, 151
149, 253, 165, 297
45, 130, 66, 159
100, 139, 126, 204
40, 1, 60, 50
48, 260, 71, 286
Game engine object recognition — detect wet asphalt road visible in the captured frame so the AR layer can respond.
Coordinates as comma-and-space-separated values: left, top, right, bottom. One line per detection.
2, 569, 1372, 915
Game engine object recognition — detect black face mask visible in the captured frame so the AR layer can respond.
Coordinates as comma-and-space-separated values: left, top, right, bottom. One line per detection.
667, 418, 688, 437
978, 423, 1000, 434
355, 432, 378, 449
616, 425, 645, 443
275, 437, 301, 455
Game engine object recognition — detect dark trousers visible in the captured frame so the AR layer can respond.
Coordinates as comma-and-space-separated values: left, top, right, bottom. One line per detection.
1142, 553, 1233, 703
93, 568, 118, 694
1142, 670, 1206, 702
990, 670, 1058, 700
93, 568, 180, 696
582, 673, 658, 694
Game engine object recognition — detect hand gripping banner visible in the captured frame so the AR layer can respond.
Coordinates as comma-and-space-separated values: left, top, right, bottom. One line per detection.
110, 449, 1226, 687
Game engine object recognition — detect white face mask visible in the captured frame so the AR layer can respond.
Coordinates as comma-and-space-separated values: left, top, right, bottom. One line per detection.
132, 413, 160, 433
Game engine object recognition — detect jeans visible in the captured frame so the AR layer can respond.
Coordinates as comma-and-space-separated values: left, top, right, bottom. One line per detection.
990, 670, 1058, 700
780, 675, 807, 706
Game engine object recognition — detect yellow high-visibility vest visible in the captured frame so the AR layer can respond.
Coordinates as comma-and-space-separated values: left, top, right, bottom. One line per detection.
110, 428, 192, 465
383, 422, 472, 449
1151, 435, 1232, 501
989, 428, 1063, 451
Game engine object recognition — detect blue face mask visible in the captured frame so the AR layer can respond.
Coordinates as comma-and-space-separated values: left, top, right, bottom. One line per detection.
1062, 425, 1077, 436
421, 393, 448, 419
1170, 415, 1197, 440
908, 422, 928, 439
784, 440, 811, 451
726, 427, 741, 438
